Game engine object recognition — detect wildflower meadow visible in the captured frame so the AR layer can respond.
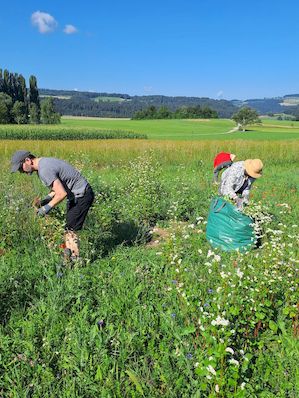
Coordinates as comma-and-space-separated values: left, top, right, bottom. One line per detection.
0, 129, 298, 397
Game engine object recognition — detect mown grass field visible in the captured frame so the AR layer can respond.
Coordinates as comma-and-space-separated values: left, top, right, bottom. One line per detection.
94, 97, 128, 103
0, 119, 299, 397
62, 116, 299, 140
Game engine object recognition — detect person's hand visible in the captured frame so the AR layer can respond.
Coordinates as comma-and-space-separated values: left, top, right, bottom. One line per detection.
36, 204, 52, 217
235, 197, 244, 210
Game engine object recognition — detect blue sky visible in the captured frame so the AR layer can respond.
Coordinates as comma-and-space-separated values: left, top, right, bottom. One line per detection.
1, 0, 299, 99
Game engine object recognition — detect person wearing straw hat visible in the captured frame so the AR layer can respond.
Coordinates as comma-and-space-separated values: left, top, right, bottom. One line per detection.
219, 159, 263, 210
10, 150, 94, 263
213, 152, 236, 183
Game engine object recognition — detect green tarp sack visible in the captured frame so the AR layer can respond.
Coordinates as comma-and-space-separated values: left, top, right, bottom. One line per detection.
206, 197, 256, 252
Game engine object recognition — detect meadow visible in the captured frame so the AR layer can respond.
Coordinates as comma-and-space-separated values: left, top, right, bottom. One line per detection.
62, 116, 299, 140
0, 118, 299, 397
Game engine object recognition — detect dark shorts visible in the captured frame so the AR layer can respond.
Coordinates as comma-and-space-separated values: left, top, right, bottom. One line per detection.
66, 185, 94, 231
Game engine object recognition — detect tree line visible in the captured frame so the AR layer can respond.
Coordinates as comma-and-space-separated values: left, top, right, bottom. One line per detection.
132, 105, 218, 119
0, 68, 60, 124
42, 90, 237, 118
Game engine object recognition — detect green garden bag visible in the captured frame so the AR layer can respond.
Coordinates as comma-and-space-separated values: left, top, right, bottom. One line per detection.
206, 197, 256, 252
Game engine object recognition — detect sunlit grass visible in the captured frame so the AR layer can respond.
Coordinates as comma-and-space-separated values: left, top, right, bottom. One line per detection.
0, 137, 298, 397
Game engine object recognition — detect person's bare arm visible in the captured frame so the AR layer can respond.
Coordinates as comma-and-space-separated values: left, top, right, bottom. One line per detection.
36, 180, 67, 216
48, 179, 67, 207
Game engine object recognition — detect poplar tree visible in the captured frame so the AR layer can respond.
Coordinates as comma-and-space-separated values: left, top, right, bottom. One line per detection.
0, 69, 3, 92
29, 75, 40, 123
3, 69, 9, 96
17, 74, 27, 103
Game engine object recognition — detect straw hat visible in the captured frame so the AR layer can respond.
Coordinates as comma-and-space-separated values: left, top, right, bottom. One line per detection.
244, 159, 263, 178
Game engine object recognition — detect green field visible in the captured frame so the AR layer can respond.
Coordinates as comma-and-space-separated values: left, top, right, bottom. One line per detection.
62, 117, 299, 140
94, 96, 128, 103
0, 120, 299, 397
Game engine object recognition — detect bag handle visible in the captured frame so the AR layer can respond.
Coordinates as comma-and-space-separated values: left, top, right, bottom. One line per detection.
213, 197, 227, 213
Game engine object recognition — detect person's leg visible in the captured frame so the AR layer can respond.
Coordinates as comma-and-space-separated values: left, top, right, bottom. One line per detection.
65, 230, 79, 258
65, 186, 94, 261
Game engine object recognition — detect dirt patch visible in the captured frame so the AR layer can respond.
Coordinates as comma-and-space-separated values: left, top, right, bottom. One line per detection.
146, 227, 171, 248
146, 221, 201, 248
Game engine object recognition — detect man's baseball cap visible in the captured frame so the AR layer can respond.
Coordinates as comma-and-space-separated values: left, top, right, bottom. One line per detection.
10, 150, 32, 172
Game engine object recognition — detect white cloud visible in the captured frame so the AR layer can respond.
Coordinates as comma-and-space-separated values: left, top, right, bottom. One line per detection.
144, 86, 153, 93
64, 24, 78, 34
31, 11, 57, 34
216, 90, 224, 99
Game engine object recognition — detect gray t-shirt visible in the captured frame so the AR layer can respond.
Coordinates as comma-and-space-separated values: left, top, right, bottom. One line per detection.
38, 158, 88, 198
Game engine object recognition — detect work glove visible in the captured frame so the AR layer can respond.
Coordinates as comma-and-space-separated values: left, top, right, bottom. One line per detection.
235, 197, 244, 210
36, 204, 52, 217
40, 195, 52, 206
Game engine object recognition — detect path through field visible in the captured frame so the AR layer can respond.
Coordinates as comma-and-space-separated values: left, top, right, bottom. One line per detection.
189, 124, 240, 136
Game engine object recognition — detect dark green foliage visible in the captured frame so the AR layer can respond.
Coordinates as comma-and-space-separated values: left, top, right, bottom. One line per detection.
2, 69, 10, 95
41, 97, 61, 124
0, 68, 42, 124
232, 107, 260, 131
0, 71, 27, 103
0, 92, 13, 123
39, 88, 237, 118
174, 105, 218, 119
12, 101, 28, 124
29, 75, 40, 106
29, 75, 41, 123
18, 74, 27, 103
29, 103, 41, 124
133, 105, 160, 119
133, 104, 218, 120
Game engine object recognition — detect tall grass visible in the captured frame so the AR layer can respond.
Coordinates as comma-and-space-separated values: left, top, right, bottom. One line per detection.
0, 139, 298, 397
2, 139, 298, 166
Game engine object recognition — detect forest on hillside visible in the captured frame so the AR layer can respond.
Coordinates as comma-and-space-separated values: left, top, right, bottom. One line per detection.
40, 89, 237, 118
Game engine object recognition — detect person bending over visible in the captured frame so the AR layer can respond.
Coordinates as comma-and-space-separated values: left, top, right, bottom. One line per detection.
219, 159, 263, 210
213, 152, 236, 183
11, 150, 94, 261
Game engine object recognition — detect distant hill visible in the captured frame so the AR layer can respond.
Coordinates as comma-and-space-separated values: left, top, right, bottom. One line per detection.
39, 89, 237, 118
235, 98, 284, 114
280, 95, 299, 107
39, 89, 299, 119
232, 95, 299, 117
